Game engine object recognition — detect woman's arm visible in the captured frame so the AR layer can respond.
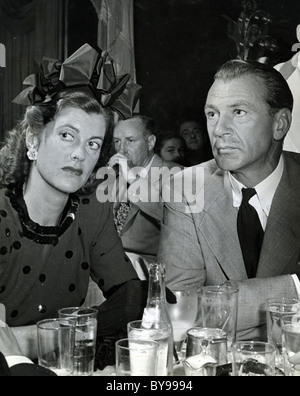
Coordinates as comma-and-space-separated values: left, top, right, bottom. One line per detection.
11, 325, 38, 360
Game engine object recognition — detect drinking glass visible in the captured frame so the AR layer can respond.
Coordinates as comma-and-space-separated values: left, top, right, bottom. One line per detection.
232, 341, 276, 376
58, 307, 98, 376
266, 298, 300, 359
166, 290, 198, 352
37, 318, 75, 376
281, 314, 300, 376
201, 286, 239, 349
128, 320, 172, 376
116, 338, 159, 376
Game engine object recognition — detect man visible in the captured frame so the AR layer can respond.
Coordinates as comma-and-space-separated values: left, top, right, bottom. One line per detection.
158, 60, 300, 340
179, 118, 212, 166
275, 23, 300, 153
107, 115, 182, 276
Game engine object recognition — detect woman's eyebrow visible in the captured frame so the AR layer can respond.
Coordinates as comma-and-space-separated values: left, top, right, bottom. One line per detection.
58, 124, 104, 140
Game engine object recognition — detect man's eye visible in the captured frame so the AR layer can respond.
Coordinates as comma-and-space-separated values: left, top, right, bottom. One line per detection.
206, 111, 217, 120
234, 109, 247, 117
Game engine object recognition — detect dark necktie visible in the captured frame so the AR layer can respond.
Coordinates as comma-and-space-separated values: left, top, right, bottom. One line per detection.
237, 188, 264, 279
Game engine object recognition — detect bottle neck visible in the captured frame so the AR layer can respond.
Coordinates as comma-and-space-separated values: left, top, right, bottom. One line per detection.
147, 265, 167, 307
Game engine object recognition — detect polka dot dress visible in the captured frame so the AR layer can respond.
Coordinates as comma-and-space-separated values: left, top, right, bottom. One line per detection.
0, 184, 138, 327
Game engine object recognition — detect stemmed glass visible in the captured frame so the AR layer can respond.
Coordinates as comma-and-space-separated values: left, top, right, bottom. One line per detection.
167, 290, 198, 355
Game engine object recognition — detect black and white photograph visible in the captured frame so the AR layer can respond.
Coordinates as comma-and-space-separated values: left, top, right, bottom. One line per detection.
1, 0, 300, 379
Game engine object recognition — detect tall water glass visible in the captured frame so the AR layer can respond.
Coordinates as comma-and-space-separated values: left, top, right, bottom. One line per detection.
37, 318, 75, 376
58, 307, 98, 376
128, 320, 171, 376
281, 314, 300, 376
166, 290, 198, 351
266, 298, 300, 356
116, 338, 158, 376
201, 286, 239, 349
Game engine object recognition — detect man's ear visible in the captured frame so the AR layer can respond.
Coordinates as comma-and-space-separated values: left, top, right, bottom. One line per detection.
272, 108, 292, 141
147, 135, 156, 152
297, 24, 300, 42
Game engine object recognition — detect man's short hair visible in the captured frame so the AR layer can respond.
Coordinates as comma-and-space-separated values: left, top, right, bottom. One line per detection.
131, 114, 158, 139
214, 60, 294, 115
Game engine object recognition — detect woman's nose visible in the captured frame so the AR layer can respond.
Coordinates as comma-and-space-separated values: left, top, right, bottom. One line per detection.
71, 145, 86, 161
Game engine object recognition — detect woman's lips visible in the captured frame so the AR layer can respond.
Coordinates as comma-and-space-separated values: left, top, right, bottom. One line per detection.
62, 167, 83, 176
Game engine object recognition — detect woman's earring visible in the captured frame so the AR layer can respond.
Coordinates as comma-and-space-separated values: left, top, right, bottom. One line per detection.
27, 146, 38, 161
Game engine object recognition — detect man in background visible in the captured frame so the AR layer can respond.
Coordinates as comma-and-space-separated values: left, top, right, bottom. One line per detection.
108, 114, 182, 277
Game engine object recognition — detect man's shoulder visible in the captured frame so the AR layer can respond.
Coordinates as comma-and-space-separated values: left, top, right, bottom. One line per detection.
173, 159, 223, 181
284, 151, 300, 165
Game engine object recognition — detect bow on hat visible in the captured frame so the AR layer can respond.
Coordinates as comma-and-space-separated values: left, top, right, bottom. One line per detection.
13, 44, 142, 120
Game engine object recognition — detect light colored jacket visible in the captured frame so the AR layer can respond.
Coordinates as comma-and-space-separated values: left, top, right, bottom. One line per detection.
158, 152, 300, 340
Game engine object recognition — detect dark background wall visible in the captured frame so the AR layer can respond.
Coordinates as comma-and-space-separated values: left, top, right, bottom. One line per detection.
134, 0, 300, 130
1, 0, 300, 139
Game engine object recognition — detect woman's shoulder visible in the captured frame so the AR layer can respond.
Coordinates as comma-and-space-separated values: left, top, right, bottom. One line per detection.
77, 192, 114, 231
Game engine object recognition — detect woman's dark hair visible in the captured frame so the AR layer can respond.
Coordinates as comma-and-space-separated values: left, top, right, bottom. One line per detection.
154, 130, 186, 156
214, 60, 294, 115
0, 90, 115, 194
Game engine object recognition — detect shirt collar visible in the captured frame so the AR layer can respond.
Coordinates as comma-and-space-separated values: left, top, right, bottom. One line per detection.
127, 153, 156, 182
229, 155, 284, 216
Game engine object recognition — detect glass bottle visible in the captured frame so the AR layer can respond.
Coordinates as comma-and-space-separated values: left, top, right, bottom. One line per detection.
142, 263, 174, 376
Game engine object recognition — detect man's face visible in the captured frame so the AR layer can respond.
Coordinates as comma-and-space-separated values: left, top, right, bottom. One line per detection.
180, 121, 205, 151
113, 119, 153, 168
205, 76, 277, 178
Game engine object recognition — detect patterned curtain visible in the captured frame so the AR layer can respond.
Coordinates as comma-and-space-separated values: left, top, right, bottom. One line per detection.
90, 0, 137, 83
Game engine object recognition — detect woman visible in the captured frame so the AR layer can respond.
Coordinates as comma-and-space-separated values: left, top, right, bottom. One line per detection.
0, 44, 144, 360
155, 131, 186, 166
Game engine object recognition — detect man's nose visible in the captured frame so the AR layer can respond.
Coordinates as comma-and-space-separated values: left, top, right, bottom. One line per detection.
214, 114, 232, 137
118, 141, 128, 154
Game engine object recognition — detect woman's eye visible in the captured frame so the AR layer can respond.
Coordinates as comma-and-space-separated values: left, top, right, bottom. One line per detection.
88, 141, 101, 151
60, 132, 74, 141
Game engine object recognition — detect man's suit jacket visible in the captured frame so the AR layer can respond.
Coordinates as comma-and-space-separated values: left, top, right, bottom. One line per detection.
158, 151, 300, 340
119, 154, 183, 264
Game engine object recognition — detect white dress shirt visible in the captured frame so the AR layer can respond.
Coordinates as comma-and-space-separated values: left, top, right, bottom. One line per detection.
229, 156, 300, 296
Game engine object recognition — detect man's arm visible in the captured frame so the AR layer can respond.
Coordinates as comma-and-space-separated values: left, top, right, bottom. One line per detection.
157, 199, 206, 291
231, 276, 298, 340
158, 198, 299, 340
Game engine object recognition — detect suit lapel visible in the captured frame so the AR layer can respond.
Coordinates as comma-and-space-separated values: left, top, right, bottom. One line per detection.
120, 155, 163, 234
257, 154, 300, 277
121, 155, 181, 234
196, 168, 247, 280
